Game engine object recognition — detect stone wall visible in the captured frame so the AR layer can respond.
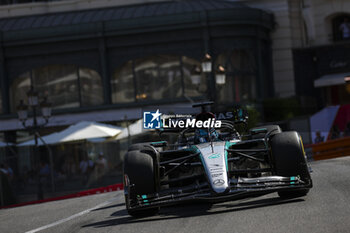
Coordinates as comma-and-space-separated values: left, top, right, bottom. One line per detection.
245, 0, 303, 97
309, 0, 350, 46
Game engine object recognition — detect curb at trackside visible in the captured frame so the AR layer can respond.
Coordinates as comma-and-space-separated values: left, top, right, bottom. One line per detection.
0, 183, 124, 209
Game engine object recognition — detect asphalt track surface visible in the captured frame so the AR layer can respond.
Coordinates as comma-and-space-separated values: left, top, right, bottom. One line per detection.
1, 157, 350, 233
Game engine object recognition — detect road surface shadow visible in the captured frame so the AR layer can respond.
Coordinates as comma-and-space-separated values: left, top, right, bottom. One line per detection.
82, 196, 304, 229
92, 203, 125, 212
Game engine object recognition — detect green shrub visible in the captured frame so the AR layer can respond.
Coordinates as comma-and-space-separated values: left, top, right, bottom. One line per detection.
246, 106, 261, 129
263, 97, 301, 122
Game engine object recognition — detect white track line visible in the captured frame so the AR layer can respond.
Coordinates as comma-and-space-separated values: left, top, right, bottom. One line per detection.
25, 194, 122, 233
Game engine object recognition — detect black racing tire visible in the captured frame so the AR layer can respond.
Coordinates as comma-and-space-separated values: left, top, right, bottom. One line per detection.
270, 131, 312, 199
123, 150, 159, 216
128, 143, 150, 151
250, 125, 282, 139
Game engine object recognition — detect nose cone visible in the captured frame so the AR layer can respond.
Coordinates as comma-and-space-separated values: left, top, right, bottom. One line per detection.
195, 142, 229, 194
212, 178, 229, 193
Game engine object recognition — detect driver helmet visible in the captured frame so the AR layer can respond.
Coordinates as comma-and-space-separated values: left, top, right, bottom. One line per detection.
194, 112, 219, 143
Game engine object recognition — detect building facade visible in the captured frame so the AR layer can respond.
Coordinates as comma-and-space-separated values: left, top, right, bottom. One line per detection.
292, 0, 350, 108
2, 0, 348, 138
0, 0, 275, 138
247, 0, 350, 109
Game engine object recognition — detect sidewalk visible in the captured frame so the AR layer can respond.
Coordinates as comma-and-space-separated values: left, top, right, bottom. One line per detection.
10, 171, 123, 206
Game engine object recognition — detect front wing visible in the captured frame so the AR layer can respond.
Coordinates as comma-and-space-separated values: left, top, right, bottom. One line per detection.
125, 175, 312, 211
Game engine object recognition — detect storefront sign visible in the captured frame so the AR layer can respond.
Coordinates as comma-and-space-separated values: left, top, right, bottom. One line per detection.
329, 60, 349, 69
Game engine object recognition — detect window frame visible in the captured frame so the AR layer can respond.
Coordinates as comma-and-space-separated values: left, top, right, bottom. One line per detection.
214, 50, 257, 104
110, 55, 209, 105
10, 65, 104, 113
332, 14, 350, 42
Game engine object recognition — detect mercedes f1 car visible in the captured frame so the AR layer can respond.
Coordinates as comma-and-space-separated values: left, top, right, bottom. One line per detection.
123, 102, 312, 216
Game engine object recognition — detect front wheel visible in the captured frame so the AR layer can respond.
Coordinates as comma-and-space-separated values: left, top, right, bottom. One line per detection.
123, 150, 159, 216
270, 131, 312, 198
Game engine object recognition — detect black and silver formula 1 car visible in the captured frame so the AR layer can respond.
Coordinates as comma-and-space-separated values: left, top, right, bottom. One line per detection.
123, 103, 312, 216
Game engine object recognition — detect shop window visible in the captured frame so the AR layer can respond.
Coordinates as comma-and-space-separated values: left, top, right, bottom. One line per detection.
10, 72, 31, 113
332, 14, 350, 42
134, 55, 182, 101
32, 65, 80, 109
79, 68, 104, 106
10, 65, 103, 112
111, 61, 135, 103
215, 50, 256, 104
111, 55, 208, 104
182, 56, 208, 98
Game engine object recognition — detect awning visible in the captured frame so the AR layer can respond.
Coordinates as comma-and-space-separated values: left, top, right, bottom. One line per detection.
115, 119, 146, 140
18, 121, 123, 146
314, 72, 350, 88
0, 1, 253, 33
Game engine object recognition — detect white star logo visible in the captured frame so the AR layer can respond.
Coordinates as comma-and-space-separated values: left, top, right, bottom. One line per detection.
151, 109, 161, 122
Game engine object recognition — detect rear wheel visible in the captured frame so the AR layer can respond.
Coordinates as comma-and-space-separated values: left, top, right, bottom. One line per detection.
250, 125, 282, 139
123, 150, 159, 216
270, 131, 312, 198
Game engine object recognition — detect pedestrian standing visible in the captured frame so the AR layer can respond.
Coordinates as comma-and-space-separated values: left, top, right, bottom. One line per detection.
80, 156, 94, 185
314, 131, 324, 143
96, 152, 108, 179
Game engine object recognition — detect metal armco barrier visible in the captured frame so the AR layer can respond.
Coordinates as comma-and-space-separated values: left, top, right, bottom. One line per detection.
312, 137, 350, 160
